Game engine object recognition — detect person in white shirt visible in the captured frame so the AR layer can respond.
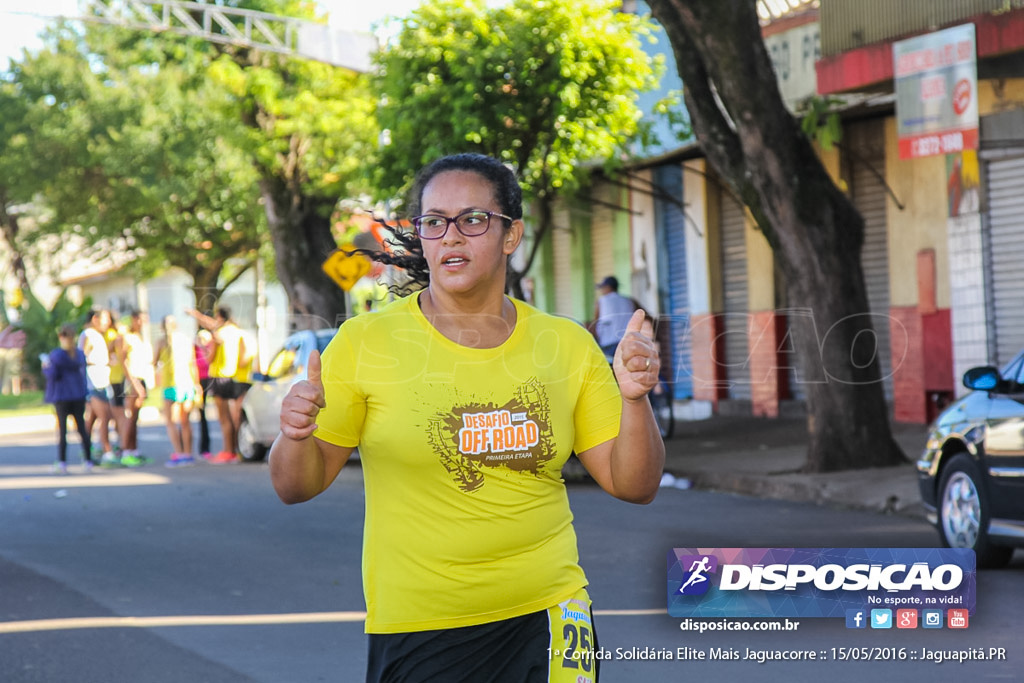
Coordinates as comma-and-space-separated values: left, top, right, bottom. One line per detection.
593, 276, 638, 359
78, 309, 117, 464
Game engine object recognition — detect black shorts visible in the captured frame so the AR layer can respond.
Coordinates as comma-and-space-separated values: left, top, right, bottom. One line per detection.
366, 591, 599, 683
110, 381, 126, 407
124, 379, 147, 398
207, 377, 241, 400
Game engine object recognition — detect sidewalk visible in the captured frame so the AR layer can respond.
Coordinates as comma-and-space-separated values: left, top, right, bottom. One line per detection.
660, 415, 929, 519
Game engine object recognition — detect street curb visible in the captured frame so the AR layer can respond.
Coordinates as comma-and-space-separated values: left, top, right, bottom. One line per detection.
673, 465, 928, 520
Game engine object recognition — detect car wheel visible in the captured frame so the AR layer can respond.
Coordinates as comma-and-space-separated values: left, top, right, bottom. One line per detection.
937, 453, 1013, 568
238, 417, 269, 463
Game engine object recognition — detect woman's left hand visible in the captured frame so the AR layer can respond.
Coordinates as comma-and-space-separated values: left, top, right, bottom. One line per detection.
612, 309, 660, 401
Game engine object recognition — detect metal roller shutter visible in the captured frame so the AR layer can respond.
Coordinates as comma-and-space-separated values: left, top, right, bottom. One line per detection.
849, 125, 893, 400
986, 155, 1024, 367
720, 189, 751, 400
654, 164, 692, 400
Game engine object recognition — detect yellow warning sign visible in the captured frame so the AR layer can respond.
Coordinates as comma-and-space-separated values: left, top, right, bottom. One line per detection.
322, 246, 372, 291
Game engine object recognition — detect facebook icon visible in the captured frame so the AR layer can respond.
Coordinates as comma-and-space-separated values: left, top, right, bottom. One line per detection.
846, 609, 867, 629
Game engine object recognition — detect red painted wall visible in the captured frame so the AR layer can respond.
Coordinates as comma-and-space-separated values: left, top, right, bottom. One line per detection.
689, 313, 727, 405
748, 311, 786, 418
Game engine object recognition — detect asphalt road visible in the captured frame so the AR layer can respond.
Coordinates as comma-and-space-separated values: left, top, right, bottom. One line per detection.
1, 425, 1020, 682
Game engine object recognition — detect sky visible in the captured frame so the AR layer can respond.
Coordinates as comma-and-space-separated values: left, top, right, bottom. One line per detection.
0, 0, 433, 69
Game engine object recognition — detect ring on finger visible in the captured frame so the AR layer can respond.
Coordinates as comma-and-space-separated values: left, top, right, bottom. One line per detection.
644, 357, 651, 371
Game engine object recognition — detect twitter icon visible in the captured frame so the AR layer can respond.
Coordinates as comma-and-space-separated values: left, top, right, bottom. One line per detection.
870, 609, 892, 629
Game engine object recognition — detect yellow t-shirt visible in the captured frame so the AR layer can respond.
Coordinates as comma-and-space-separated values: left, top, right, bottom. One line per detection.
315, 292, 622, 634
208, 322, 242, 379
106, 327, 124, 383
159, 332, 196, 390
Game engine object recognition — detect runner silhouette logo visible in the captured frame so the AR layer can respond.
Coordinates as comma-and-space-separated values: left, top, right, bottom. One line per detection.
676, 555, 718, 595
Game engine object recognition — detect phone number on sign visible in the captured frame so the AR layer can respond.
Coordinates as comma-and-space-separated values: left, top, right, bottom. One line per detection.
912, 132, 965, 156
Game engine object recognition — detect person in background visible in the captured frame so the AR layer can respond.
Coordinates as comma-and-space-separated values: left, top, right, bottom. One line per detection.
592, 275, 638, 360
193, 328, 214, 459
79, 309, 117, 466
186, 306, 246, 464
154, 315, 200, 467
42, 324, 94, 474
106, 310, 127, 456
116, 310, 154, 466
231, 326, 255, 434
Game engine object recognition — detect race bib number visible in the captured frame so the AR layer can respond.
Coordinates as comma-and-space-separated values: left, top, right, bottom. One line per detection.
547, 587, 597, 683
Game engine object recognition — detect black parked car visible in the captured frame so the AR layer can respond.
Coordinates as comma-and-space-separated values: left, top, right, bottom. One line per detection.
917, 354, 1024, 567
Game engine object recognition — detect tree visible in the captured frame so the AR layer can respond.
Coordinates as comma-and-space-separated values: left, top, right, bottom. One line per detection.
0, 72, 38, 299
195, 0, 379, 329
4, 3, 378, 327
208, 50, 378, 328
373, 0, 660, 295
5, 25, 266, 308
646, 0, 904, 471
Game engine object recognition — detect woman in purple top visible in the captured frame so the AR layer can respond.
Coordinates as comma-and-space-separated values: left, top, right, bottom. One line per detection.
42, 324, 94, 474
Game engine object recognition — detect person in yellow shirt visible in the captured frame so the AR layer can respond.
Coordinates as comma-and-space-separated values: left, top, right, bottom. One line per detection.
105, 312, 127, 455
270, 154, 666, 682
154, 315, 200, 467
116, 310, 154, 466
186, 307, 249, 463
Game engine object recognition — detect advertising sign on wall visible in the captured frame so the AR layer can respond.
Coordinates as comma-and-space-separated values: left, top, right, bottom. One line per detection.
893, 24, 978, 160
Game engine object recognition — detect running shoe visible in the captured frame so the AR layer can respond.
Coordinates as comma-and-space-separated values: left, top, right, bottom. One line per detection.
82, 461, 95, 473
121, 454, 151, 467
51, 462, 68, 475
209, 451, 240, 464
165, 454, 196, 468
99, 452, 122, 468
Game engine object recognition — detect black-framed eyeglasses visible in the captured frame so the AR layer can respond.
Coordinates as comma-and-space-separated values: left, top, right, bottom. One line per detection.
411, 209, 513, 240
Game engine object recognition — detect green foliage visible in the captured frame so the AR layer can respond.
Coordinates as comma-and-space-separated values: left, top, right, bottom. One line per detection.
8, 25, 266, 286
798, 95, 845, 150
373, 0, 661, 207
17, 288, 93, 387
207, 53, 378, 208
652, 89, 693, 143
3, 0, 378, 325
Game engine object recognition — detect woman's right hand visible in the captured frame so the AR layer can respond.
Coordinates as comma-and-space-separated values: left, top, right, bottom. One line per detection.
279, 350, 326, 440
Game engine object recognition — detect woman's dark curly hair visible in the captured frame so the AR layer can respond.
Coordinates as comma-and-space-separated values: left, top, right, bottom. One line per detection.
357, 154, 523, 297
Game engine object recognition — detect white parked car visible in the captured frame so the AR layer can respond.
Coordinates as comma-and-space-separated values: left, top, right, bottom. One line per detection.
238, 328, 338, 461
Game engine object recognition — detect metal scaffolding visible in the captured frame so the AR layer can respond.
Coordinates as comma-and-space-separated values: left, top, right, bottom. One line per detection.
25, 0, 378, 72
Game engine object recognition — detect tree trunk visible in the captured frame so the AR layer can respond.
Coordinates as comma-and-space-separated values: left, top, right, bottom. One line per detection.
508, 194, 554, 301
0, 198, 30, 295
259, 177, 347, 331
648, 0, 904, 472
187, 257, 231, 316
